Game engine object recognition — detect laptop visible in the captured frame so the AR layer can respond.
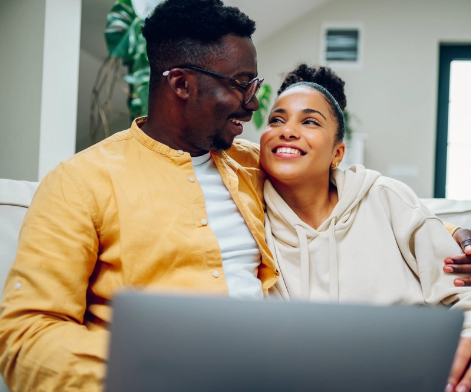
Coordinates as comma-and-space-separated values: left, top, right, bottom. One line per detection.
104, 292, 463, 392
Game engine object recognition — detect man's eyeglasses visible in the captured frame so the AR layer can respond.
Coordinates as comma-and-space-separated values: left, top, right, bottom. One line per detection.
163, 66, 264, 105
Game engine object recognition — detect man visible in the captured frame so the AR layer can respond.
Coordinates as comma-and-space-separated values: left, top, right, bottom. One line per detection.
0, 1, 277, 391
0, 1, 470, 392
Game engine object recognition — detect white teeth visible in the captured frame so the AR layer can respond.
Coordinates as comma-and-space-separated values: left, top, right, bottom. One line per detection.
230, 119, 246, 126
276, 147, 302, 155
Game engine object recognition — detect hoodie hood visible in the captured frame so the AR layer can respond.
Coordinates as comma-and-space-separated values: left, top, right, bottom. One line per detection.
265, 165, 381, 301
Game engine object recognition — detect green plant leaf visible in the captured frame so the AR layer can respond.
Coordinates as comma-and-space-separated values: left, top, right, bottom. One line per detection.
130, 97, 143, 119
104, 0, 152, 120
252, 84, 272, 130
132, 51, 149, 72
129, 81, 149, 118
105, 0, 141, 65
123, 68, 150, 85
343, 109, 353, 140
136, 82, 149, 116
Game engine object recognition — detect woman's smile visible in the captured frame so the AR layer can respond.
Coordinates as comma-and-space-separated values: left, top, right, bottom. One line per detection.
272, 144, 306, 159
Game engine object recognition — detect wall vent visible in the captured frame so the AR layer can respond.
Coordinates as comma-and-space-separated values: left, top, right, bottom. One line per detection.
320, 23, 364, 68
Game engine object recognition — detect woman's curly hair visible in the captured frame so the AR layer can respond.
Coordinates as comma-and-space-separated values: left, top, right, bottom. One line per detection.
278, 64, 347, 111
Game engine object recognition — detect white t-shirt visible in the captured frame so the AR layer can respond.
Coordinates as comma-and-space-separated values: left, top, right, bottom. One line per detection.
191, 153, 263, 300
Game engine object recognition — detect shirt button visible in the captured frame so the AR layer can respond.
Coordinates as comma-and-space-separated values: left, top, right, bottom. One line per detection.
14, 282, 21, 290
213, 271, 220, 278
177, 150, 184, 155
201, 218, 208, 226
189, 177, 195, 182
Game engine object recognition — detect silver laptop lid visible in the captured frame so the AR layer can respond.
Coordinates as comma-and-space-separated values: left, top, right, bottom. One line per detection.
105, 292, 463, 392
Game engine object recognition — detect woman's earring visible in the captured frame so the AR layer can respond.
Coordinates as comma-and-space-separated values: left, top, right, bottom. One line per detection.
331, 162, 339, 169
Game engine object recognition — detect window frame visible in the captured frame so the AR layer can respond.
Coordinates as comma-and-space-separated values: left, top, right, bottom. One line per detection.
434, 44, 471, 197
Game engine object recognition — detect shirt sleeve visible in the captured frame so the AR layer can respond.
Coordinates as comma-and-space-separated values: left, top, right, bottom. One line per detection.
444, 221, 460, 236
0, 163, 108, 392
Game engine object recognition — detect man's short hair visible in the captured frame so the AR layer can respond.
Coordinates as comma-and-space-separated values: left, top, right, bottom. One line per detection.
142, 0, 256, 89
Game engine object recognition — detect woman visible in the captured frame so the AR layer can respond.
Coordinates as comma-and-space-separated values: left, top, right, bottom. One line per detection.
260, 65, 471, 392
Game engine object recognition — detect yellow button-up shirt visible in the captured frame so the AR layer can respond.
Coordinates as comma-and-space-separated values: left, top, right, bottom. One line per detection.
0, 118, 278, 392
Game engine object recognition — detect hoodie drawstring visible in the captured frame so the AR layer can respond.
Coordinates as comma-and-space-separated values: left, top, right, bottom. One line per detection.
294, 220, 339, 303
328, 219, 339, 303
295, 225, 310, 300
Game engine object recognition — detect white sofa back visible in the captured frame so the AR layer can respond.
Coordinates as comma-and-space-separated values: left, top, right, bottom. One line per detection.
421, 198, 471, 229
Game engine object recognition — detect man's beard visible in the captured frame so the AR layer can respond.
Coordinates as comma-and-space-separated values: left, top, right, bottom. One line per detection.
182, 125, 233, 152
210, 130, 233, 151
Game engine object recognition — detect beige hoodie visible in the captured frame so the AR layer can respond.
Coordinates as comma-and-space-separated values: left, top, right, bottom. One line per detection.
265, 165, 471, 336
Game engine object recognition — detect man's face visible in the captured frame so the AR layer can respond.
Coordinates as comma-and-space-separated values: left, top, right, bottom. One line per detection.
184, 35, 260, 152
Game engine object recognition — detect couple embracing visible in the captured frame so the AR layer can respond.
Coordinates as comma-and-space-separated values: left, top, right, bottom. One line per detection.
1, 1, 471, 392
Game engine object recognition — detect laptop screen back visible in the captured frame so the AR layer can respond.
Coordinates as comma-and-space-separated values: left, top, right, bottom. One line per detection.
105, 293, 463, 392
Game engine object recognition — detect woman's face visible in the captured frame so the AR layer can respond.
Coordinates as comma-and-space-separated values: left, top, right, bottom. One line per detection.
260, 86, 345, 185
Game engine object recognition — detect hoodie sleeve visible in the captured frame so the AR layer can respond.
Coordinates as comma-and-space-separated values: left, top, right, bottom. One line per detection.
378, 179, 471, 337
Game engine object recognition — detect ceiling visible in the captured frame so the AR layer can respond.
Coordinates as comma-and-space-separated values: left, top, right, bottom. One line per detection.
80, 0, 330, 59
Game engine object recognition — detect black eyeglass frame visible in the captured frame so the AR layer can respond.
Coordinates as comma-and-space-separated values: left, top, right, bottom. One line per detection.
163, 65, 264, 105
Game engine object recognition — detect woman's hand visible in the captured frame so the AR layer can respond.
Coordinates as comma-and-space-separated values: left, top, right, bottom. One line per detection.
444, 229, 471, 286
446, 337, 471, 392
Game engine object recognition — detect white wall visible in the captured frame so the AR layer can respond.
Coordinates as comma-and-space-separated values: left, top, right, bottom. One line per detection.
243, 0, 471, 197
0, 0, 82, 182
0, 0, 46, 181
38, 0, 81, 180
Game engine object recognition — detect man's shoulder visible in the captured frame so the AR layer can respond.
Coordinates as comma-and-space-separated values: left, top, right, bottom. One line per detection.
71, 129, 133, 163
46, 129, 134, 190
226, 138, 261, 169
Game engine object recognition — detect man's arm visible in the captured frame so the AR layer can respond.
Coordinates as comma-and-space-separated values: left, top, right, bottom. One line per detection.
0, 163, 107, 392
443, 228, 471, 286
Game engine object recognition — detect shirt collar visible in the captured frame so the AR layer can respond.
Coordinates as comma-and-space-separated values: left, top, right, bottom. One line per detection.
130, 117, 187, 157
130, 117, 239, 173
